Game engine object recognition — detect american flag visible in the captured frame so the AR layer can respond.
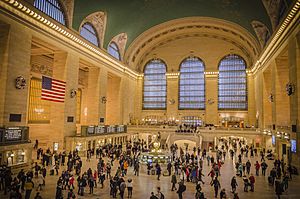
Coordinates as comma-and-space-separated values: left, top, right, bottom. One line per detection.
41, 76, 66, 103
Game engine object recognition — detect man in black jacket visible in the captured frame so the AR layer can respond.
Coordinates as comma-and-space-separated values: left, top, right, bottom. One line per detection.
177, 181, 186, 199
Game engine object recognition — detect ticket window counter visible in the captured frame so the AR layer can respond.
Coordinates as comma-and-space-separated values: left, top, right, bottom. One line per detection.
3, 149, 27, 168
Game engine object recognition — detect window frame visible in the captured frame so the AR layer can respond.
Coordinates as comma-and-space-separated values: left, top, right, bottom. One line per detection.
107, 42, 121, 60
218, 54, 248, 110
142, 59, 167, 110
178, 56, 206, 110
33, 0, 67, 26
80, 22, 100, 47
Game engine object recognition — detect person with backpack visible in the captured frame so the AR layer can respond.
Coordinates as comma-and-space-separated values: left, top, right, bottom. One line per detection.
171, 173, 177, 191
195, 189, 205, 199
177, 181, 186, 199
156, 186, 165, 199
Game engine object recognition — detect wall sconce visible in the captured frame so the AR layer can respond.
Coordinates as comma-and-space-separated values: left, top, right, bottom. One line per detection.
207, 98, 215, 105
101, 96, 107, 104
286, 82, 295, 96
268, 93, 274, 102
168, 99, 175, 105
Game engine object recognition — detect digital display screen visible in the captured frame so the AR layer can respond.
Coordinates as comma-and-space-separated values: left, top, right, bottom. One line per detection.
272, 135, 276, 146
5, 127, 22, 141
87, 126, 95, 134
291, 139, 296, 153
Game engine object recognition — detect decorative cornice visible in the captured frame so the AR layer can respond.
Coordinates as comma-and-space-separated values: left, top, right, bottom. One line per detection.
251, 0, 300, 74
0, 0, 139, 79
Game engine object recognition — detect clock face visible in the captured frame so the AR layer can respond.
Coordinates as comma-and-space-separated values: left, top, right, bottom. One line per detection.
70, 89, 77, 98
15, 76, 26, 89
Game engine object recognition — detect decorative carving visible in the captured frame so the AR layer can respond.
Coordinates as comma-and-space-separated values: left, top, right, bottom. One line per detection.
109, 33, 128, 60
286, 82, 296, 96
60, 0, 74, 27
82, 12, 107, 47
251, 20, 271, 48
15, 76, 26, 89
207, 98, 215, 105
262, 0, 281, 30
70, 89, 77, 98
31, 63, 53, 76
268, 93, 274, 102
168, 99, 175, 105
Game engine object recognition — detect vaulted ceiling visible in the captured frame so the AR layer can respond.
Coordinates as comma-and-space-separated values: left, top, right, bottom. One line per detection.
73, 0, 284, 48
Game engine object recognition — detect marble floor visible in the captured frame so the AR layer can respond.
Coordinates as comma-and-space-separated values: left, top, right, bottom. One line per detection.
1, 151, 300, 199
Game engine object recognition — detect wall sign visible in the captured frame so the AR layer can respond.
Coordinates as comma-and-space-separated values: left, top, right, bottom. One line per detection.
5, 127, 22, 141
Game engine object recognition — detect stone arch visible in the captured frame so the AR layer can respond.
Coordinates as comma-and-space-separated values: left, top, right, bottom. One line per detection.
79, 11, 107, 48
124, 17, 260, 72
108, 33, 128, 61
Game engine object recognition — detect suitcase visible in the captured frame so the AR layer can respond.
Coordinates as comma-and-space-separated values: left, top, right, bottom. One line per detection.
50, 169, 54, 176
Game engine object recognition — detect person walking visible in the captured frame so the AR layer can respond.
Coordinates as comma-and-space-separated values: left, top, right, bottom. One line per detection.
211, 177, 221, 198
249, 174, 255, 192
231, 176, 238, 193
261, 161, 268, 176
255, 161, 260, 176
275, 179, 283, 199
24, 178, 34, 199
220, 188, 226, 199
171, 173, 177, 191
177, 181, 186, 199
119, 178, 126, 199
127, 179, 133, 198
156, 164, 161, 181
246, 160, 251, 175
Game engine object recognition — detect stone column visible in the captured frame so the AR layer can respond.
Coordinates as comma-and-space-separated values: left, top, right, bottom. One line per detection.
85, 67, 101, 125
99, 68, 108, 123
254, 72, 264, 128
290, 35, 300, 167
166, 75, 178, 121
50, 51, 79, 149
0, 23, 31, 126
205, 75, 218, 125
247, 74, 256, 126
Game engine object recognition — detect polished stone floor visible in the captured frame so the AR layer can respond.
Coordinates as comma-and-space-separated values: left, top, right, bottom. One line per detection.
1, 151, 300, 199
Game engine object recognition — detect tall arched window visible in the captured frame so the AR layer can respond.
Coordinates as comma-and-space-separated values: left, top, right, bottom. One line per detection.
108, 42, 121, 60
179, 57, 205, 109
218, 54, 247, 110
34, 0, 66, 25
143, 59, 167, 109
80, 23, 99, 47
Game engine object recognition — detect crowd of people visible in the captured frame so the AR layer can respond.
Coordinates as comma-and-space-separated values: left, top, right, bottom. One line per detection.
0, 137, 298, 199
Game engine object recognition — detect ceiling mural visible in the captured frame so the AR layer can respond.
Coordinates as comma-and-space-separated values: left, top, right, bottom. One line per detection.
73, 0, 288, 48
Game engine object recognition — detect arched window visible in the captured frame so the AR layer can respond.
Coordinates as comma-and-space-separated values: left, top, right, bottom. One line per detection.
108, 42, 121, 60
80, 23, 99, 47
34, 0, 66, 25
143, 59, 167, 109
179, 57, 205, 109
218, 54, 247, 110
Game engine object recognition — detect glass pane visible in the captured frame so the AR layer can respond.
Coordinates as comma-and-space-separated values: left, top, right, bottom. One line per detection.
108, 42, 121, 60
34, 0, 66, 25
218, 54, 247, 110
179, 57, 205, 109
143, 59, 167, 109
80, 23, 99, 47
